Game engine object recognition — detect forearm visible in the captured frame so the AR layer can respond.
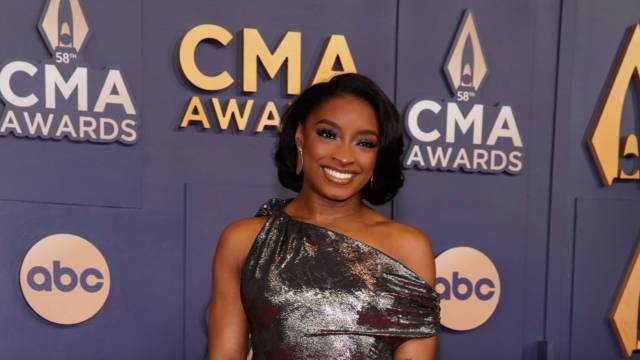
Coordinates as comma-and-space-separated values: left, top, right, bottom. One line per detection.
207, 334, 249, 360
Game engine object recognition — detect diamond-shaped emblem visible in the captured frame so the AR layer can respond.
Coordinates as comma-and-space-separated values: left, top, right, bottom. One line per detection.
610, 240, 640, 357
39, 0, 90, 54
444, 10, 487, 94
589, 24, 640, 186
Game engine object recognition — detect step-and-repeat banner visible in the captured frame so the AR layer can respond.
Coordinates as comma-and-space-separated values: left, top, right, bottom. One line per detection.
0, 0, 639, 359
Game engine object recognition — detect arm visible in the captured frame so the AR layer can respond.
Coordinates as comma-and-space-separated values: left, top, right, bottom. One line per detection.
393, 337, 437, 360
392, 226, 438, 360
208, 218, 266, 360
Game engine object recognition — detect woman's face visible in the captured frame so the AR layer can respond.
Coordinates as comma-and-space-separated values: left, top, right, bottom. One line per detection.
295, 95, 379, 202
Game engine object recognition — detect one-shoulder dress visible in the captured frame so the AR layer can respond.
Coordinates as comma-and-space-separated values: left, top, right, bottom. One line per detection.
240, 198, 440, 359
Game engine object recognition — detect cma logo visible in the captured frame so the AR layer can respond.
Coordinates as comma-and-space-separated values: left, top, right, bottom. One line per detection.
19, 234, 110, 325
26, 260, 104, 293
39, 0, 90, 56
589, 24, 640, 186
0, 0, 139, 145
178, 24, 356, 134
444, 10, 487, 101
403, 9, 525, 175
610, 238, 640, 357
434, 247, 501, 331
436, 271, 496, 301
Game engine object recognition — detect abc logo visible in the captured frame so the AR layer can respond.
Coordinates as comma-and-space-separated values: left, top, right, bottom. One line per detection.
435, 246, 500, 331
19, 233, 110, 325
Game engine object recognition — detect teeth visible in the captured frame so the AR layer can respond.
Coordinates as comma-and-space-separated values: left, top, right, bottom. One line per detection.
323, 167, 355, 180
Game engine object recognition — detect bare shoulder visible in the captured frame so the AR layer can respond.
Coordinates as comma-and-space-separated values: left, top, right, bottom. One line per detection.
214, 216, 270, 272
373, 218, 436, 286
384, 221, 434, 261
219, 216, 269, 243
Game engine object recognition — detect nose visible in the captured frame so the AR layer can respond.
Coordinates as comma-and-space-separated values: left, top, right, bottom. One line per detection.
331, 142, 355, 166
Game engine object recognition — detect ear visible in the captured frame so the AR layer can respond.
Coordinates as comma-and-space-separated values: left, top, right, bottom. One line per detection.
294, 124, 304, 149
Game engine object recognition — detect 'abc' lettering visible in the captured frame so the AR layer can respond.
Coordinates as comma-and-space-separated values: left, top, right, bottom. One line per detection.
436, 271, 495, 301
27, 260, 104, 293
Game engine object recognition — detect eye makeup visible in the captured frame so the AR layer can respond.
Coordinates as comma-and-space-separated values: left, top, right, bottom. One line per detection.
315, 127, 337, 140
356, 138, 378, 149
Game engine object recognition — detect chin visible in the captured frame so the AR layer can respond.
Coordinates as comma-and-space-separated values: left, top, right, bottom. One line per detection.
316, 183, 364, 203
322, 192, 353, 202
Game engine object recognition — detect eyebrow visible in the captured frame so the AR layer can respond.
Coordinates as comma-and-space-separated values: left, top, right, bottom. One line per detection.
316, 119, 379, 138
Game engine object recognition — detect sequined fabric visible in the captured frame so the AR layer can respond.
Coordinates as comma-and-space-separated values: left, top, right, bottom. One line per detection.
241, 198, 440, 359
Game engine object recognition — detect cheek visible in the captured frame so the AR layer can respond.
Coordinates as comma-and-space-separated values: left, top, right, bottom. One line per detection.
304, 136, 332, 159
358, 151, 378, 172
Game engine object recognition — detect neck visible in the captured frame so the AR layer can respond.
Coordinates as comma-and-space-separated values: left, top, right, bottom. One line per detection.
288, 184, 365, 223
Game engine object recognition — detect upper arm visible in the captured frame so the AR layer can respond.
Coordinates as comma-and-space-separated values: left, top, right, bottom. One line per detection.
391, 224, 438, 360
208, 217, 267, 360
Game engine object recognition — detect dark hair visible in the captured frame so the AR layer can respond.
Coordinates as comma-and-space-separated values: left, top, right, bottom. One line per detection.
275, 73, 404, 205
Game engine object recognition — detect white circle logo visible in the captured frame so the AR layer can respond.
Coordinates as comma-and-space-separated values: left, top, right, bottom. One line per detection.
435, 246, 500, 331
19, 233, 110, 325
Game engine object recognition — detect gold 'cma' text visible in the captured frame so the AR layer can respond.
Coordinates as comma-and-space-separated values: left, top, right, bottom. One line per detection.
177, 24, 357, 133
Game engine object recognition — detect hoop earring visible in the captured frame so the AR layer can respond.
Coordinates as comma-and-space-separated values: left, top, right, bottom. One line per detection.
296, 147, 303, 175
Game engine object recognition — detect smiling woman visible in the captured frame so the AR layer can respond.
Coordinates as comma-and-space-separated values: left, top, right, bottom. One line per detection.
276, 73, 405, 206
207, 73, 440, 360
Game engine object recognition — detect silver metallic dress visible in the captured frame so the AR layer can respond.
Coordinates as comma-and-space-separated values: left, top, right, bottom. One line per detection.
241, 198, 440, 359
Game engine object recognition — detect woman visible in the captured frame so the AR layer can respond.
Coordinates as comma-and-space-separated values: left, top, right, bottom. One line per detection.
208, 73, 440, 359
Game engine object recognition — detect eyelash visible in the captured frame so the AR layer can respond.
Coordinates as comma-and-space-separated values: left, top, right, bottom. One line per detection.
316, 128, 336, 140
357, 140, 377, 149
315, 128, 378, 149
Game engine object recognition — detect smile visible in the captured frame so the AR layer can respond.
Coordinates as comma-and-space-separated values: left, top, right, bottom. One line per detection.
322, 167, 357, 184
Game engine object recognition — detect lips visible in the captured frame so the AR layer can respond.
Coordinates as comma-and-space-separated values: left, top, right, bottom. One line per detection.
322, 166, 357, 184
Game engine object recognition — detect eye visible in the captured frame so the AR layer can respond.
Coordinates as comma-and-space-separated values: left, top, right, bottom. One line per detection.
316, 128, 337, 140
356, 139, 378, 149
